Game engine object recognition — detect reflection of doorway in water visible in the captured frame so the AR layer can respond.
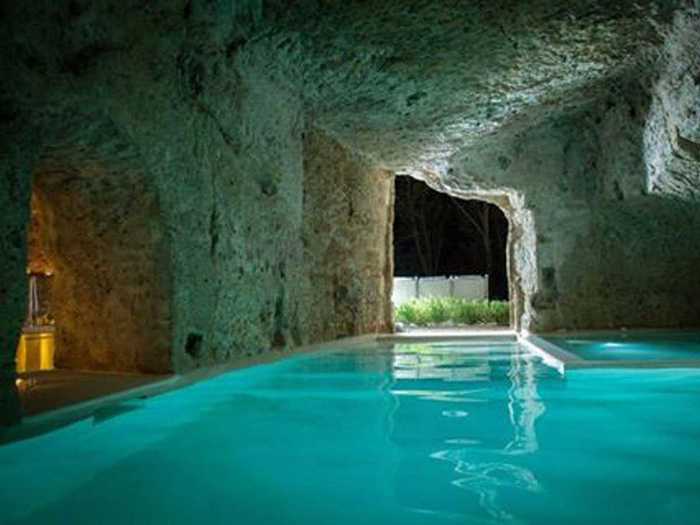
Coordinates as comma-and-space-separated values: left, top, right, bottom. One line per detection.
447, 349, 546, 521
504, 349, 546, 455
386, 344, 545, 522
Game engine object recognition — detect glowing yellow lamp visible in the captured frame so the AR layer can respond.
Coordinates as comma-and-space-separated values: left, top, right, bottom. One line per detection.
16, 329, 55, 373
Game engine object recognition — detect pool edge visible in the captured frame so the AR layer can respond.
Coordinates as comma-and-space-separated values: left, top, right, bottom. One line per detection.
0, 333, 382, 445
0, 330, 529, 444
522, 330, 700, 373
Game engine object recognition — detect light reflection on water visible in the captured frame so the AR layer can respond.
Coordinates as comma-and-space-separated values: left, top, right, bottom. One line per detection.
388, 344, 544, 523
550, 332, 700, 361
1, 341, 699, 525
504, 352, 545, 456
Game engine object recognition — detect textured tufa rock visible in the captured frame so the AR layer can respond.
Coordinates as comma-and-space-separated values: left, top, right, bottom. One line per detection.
262, 0, 681, 173
30, 137, 172, 373
0, 1, 699, 424
644, 8, 700, 198
302, 129, 394, 340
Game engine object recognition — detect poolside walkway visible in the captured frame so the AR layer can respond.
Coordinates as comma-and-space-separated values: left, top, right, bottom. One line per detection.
16, 370, 171, 417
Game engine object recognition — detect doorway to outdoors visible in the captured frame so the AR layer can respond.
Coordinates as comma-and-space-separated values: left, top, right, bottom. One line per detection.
393, 176, 510, 328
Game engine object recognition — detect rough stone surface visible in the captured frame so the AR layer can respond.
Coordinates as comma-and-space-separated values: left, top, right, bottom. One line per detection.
1, 1, 700, 422
0, 1, 395, 387
445, 74, 700, 330
30, 141, 172, 373
0, 136, 30, 424
644, 9, 700, 198
261, 0, 700, 330
264, 0, 682, 173
302, 130, 394, 340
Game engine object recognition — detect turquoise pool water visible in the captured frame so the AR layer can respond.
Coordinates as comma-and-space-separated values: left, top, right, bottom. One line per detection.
1, 341, 700, 525
545, 332, 700, 362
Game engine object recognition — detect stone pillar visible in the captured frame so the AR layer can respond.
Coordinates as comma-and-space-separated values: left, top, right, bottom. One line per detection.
302, 129, 394, 341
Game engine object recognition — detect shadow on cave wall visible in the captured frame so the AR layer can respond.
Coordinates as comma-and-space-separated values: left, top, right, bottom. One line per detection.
542, 195, 700, 330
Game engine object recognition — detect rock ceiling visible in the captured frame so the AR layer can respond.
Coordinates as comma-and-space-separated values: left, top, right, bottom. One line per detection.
260, 0, 682, 173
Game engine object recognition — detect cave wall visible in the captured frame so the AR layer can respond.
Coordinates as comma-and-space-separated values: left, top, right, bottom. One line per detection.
0, 1, 299, 381
0, 1, 395, 414
447, 73, 700, 331
0, 0, 698, 424
644, 9, 700, 198
0, 135, 31, 424
302, 130, 394, 341
30, 142, 172, 373
164, 64, 309, 371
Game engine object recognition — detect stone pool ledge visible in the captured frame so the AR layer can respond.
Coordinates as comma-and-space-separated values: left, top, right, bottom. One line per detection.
0, 328, 528, 444
0, 333, 380, 445
521, 330, 700, 374
380, 327, 516, 344
518, 334, 580, 374
17, 327, 687, 444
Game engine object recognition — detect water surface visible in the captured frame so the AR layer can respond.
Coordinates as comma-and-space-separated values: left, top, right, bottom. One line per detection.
1, 341, 699, 525
546, 331, 700, 361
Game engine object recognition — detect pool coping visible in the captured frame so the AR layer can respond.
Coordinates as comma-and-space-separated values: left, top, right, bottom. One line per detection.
1, 333, 380, 445
379, 329, 516, 344
0, 330, 520, 444
517, 334, 573, 374
8, 327, 696, 444
521, 331, 700, 373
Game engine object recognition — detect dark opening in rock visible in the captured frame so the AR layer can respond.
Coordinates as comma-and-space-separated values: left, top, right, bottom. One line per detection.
185, 333, 204, 358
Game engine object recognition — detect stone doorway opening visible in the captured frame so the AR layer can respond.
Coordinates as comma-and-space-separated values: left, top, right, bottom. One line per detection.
392, 176, 512, 329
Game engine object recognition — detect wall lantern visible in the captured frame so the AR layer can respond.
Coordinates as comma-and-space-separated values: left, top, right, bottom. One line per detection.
16, 271, 55, 373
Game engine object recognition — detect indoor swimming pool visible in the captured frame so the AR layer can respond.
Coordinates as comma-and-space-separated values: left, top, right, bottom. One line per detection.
1, 340, 699, 525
